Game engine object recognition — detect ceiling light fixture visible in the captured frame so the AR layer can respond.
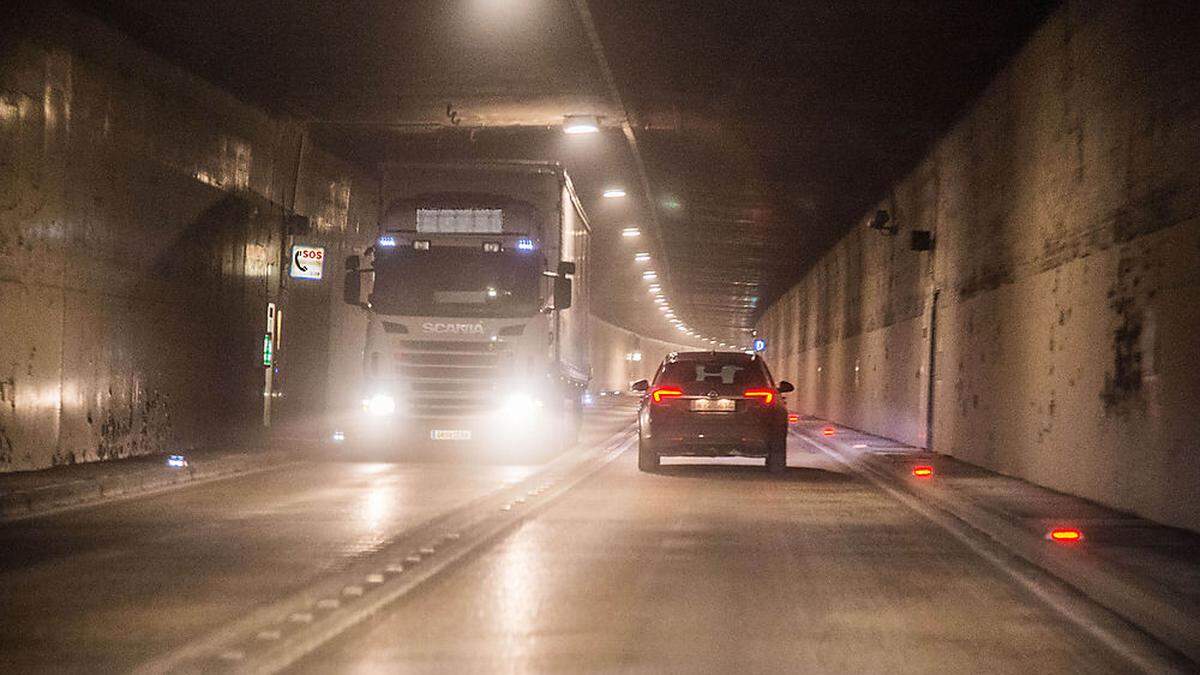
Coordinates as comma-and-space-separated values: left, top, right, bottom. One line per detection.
602, 188, 626, 198
563, 114, 600, 134
642, 271, 658, 281
621, 227, 641, 238
634, 252, 651, 263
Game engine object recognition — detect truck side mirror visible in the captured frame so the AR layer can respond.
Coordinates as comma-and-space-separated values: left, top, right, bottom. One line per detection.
343, 255, 361, 306
554, 275, 573, 310
631, 379, 649, 392
778, 381, 795, 393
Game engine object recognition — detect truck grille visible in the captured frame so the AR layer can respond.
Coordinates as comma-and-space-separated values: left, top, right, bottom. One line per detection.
394, 340, 511, 418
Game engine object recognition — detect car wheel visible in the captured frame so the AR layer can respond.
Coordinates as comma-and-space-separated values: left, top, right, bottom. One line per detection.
766, 441, 787, 474
637, 429, 659, 472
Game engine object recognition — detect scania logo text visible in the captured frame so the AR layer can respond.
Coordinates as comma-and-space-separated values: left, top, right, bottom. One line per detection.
421, 322, 485, 334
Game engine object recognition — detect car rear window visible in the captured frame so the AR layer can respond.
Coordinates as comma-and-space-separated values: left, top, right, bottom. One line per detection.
657, 360, 768, 387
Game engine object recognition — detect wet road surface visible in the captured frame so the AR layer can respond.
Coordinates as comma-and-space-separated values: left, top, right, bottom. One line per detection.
0, 405, 1171, 673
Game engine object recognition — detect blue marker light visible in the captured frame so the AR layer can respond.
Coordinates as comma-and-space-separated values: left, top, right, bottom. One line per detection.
377, 235, 397, 247
516, 238, 534, 251
167, 454, 188, 468
753, 338, 766, 352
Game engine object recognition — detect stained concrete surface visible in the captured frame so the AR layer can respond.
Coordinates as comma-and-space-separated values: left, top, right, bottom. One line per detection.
757, 0, 1200, 532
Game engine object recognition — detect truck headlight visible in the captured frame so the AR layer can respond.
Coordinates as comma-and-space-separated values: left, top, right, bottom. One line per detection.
501, 393, 544, 419
363, 393, 397, 416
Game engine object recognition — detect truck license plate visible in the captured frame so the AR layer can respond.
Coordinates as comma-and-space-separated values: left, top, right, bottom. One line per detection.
431, 429, 472, 441
691, 398, 735, 412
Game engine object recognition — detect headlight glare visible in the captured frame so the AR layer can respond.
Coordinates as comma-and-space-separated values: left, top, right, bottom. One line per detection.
363, 393, 397, 416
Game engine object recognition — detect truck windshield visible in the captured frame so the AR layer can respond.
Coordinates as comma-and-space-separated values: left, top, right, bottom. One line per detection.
370, 247, 541, 318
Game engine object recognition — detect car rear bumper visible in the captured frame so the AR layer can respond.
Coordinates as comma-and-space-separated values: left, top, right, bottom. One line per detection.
642, 415, 784, 458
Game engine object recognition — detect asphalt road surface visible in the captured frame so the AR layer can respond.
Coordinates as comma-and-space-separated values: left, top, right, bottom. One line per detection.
0, 405, 1172, 673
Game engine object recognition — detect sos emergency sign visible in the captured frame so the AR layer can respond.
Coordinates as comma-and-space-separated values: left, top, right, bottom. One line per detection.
290, 245, 325, 280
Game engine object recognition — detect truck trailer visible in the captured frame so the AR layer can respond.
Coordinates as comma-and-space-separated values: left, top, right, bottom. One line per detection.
337, 161, 590, 455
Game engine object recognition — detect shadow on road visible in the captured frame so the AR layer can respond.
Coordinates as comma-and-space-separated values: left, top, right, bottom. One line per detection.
649, 463, 852, 483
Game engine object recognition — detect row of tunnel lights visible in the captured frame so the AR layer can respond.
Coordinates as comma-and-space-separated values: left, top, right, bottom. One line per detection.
565, 115, 747, 350
602, 187, 750, 351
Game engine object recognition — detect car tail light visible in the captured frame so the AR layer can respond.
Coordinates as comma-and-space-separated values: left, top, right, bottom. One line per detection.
743, 388, 775, 405
787, 413, 799, 424
650, 387, 684, 404
821, 426, 836, 436
912, 465, 934, 478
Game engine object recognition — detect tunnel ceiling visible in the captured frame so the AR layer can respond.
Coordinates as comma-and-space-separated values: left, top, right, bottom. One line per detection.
70, 0, 1056, 348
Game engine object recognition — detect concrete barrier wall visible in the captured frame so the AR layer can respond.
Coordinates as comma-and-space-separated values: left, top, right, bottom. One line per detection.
589, 317, 693, 393
0, 2, 377, 470
758, 1, 1200, 531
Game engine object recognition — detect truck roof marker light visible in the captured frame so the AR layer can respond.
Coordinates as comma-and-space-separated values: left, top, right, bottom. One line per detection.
788, 413, 799, 424
743, 388, 775, 405
912, 465, 934, 478
622, 227, 641, 238
516, 238, 535, 251
822, 426, 836, 437
603, 188, 626, 198
1047, 528, 1084, 543
413, 240, 430, 251
378, 235, 397, 247
651, 387, 683, 403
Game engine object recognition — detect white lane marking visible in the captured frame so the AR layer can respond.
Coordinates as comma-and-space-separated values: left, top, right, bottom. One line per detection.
419, 547, 435, 555
342, 586, 363, 597
365, 574, 385, 584
405, 555, 421, 564
794, 431, 1185, 674
219, 650, 245, 661
316, 599, 340, 610
256, 630, 282, 641
385, 563, 405, 574
288, 613, 313, 624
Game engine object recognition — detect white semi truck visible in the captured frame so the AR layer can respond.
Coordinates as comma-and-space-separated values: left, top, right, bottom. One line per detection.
338, 161, 590, 454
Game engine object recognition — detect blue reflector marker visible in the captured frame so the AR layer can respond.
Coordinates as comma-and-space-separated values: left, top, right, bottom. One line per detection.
377, 235, 397, 247
753, 338, 766, 352
516, 238, 534, 251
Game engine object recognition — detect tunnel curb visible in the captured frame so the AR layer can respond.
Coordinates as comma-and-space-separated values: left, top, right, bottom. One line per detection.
0, 449, 299, 521
793, 423, 1200, 667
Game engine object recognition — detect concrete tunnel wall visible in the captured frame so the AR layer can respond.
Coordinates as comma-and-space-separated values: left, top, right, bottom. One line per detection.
0, 1, 680, 472
757, 1, 1200, 532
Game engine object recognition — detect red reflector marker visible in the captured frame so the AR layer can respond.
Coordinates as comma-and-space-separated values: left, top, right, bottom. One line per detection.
912, 465, 934, 478
1047, 528, 1084, 543
821, 426, 835, 437
787, 413, 799, 424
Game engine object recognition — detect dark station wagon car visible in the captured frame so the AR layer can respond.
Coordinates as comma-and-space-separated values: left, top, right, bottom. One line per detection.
632, 351, 794, 472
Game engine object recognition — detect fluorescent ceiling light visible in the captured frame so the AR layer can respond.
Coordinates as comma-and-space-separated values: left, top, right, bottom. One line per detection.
563, 115, 600, 134
647, 285, 661, 293
603, 188, 626, 198
621, 227, 641, 238
634, 252, 651, 263
642, 271, 658, 280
